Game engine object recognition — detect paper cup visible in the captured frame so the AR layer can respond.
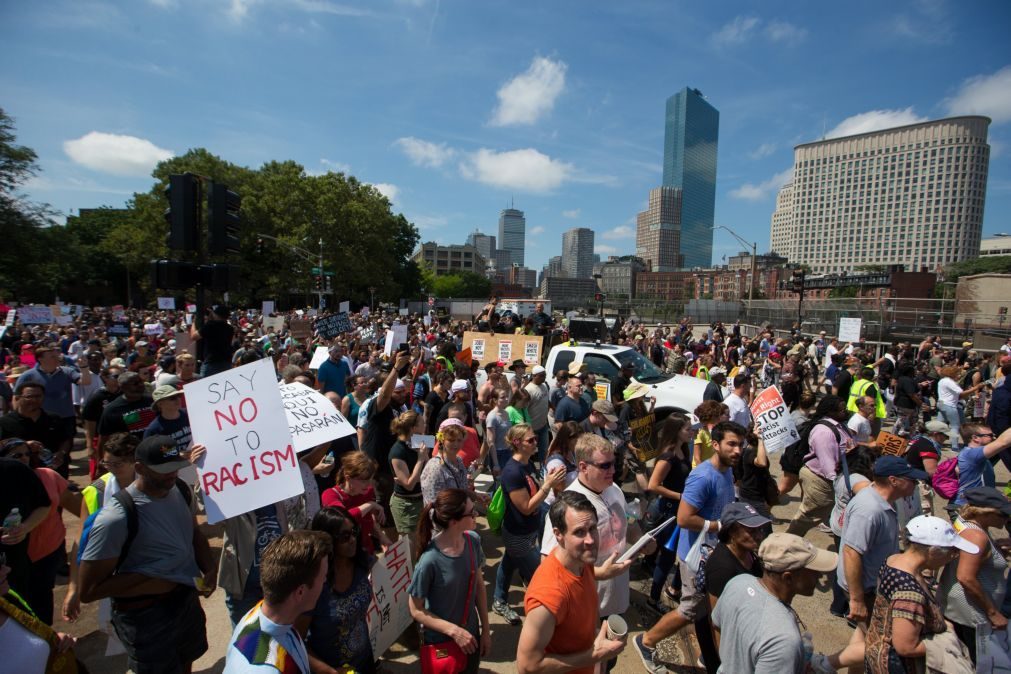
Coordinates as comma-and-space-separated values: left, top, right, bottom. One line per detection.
605, 615, 627, 640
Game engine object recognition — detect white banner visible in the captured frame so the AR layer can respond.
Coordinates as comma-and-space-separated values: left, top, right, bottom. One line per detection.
339, 300, 350, 313
384, 324, 409, 357
838, 317, 862, 343
187, 359, 302, 524
749, 386, 799, 454
262, 300, 275, 316
367, 537, 414, 657
144, 322, 164, 335
308, 346, 330, 370
278, 382, 356, 453
19, 306, 53, 325
262, 316, 285, 334
157, 297, 176, 310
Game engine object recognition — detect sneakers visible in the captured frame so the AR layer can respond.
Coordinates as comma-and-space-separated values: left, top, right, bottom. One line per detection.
816, 522, 833, 534
632, 634, 668, 673
492, 599, 521, 625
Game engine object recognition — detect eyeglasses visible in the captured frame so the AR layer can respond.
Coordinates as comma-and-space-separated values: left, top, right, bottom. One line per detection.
586, 460, 615, 471
522, 437, 538, 445
974, 432, 995, 438
336, 526, 360, 543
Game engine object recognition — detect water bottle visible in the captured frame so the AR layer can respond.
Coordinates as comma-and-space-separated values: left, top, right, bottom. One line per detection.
801, 631, 814, 665
2, 508, 21, 531
626, 498, 642, 522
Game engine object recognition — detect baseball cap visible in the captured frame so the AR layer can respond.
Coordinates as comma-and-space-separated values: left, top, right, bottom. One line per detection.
963, 487, 1011, 518
591, 400, 619, 425
759, 533, 838, 573
135, 340, 148, 348
874, 455, 928, 481
906, 515, 979, 553
962, 341, 973, 348
450, 379, 469, 394
393, 378, 407, 392
720, 502, 772, 532
531, 365, 546, 375
158, 355, 176, 369
151, 385, 184, 410
136, 435, 190, 474
623, 381, 649, 401
924, 420, 950, 434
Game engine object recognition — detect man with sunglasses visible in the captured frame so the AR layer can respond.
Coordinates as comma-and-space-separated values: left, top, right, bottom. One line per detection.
951, 424, 1011, 512
541, 434, 650, 672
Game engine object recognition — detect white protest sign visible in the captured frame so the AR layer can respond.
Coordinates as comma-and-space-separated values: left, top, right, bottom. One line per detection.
261, 300, 275, 316
157, 297, 175, 310
367, 537, 415, 657
339, 300, 350, 313
5, 309, 15, 326
278, 382, 356, 452
262, 316, 285, 334
55, 315, 72, 326
423, 314, 431, 327
308, 345, 330, 370
749, 386, 799, 454
383, 324, 409, 356
361, 306, 370, 318
498, 340, 512, 363
471, 338, 485, 360
838, 317, 862, 343
19, 306, 54, 324
398, 308, 409, 316
307, 308, 318, 317
144, 322, 164, 336
187, 358, 302, 524
186, 304, 197, 313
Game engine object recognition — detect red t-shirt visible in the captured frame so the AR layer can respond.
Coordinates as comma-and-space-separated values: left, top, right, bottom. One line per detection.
524, 551, 600, 674
321, 483, 379, 554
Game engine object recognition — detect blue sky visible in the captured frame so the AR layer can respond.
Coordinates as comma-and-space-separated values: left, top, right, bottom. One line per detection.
3, 0, 1011, 273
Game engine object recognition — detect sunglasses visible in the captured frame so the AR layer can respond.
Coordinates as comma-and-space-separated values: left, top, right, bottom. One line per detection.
587, 460, 615, 471
974, 432, 995, 438
522, 437, 538, 445
336, 526, 361, 543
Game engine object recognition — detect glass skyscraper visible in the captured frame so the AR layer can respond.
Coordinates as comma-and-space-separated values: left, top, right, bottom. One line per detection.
497, 208, 525, 267
662, 87, 719, 268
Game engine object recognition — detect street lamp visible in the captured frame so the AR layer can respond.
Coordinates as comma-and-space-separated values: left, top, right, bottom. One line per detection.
368, 286, 377, 313
712, 225, 757, 305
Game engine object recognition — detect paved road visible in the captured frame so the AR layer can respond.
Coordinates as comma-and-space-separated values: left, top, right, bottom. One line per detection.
56, 439, 981, 673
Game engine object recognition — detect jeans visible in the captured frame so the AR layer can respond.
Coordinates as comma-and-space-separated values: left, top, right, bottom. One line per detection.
25, 546, 62, 625
534, 424, 549, 464
650, 546, 681, 602
200, 361, 231, 378
938, 403, 963, 451
494, 528, 541, 604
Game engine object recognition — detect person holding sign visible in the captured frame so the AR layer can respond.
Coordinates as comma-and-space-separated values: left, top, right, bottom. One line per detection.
389, 411, 429, 543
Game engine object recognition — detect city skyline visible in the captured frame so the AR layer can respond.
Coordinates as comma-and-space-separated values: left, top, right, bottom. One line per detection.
4, 1, 1010, 273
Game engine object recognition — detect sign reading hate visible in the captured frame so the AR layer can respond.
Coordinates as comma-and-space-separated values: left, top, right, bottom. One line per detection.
278, 382, 356, 452
187, 358, 303, 524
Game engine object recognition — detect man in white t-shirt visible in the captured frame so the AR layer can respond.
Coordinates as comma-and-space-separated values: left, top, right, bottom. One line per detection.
824, 338, 839, 371
724, 374, 752, 428
847, 395, 877, 450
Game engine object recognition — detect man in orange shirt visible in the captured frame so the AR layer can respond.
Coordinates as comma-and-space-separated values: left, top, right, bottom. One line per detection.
517, 491, 628, 673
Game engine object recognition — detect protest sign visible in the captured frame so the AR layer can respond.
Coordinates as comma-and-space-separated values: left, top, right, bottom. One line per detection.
290, 318, 313, 340
498, 340, 512, 363
750, 386, 799, 454
262, 316, 285, 334
187, 359, 302, 524
629, 413, 658, 462
594, 382, 611, 402
261, 300, 275, 316
877, 431, 907, 457
308, 346, 329, 370
398, 308, 409, 316
367, 538, 414, 657
108, 321, 130, 337
186, 304, 197, 313
361, 306, 370, 318
278, 382, 356, 452
423, 314, 431, 327
19, 306, 54, 324
461, 332, 543, 367
339, 300, 350, 313
0, 309, 14, 340
157, 297, 175, 310
307, 308, 318, 317
838, 317, 862, 343
174, 331, 197, 357
383, 324, 409, 357
315, 312, 353, 339
470, 338, 485, 361
144, 323, 164, 336
55, 315, 72, 326
456, 347, 472, 366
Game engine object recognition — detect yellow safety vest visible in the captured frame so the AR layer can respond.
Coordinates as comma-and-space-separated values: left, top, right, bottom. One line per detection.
847, 378, 886, 418
696, 365, 710, 381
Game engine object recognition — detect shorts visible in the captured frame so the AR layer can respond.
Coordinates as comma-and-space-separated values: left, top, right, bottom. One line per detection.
390, 493, 423, 535
675, 558, 707, 622
112, 586, 208, 674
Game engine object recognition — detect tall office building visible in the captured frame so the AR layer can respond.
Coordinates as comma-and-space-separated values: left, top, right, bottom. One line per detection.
662, 87, 719, 268
498, 208, 526, 267
466, 231, 496, 261
769, 116, 990, 273
561, 227, 595, 279
636, 186, 684, 271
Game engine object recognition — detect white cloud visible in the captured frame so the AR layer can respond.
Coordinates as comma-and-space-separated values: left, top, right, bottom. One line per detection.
394, 136, 455, 168
317, 158, 351, 174
825, 108, 927, 139
63, 131, 173, 176
529, 226, 545, 235
372, 183, 398, 202
148, 0, 177, 7
489, 56, 567, 127
562, 209, 580, 219
729, 168, 793, 201
944, 66, 1011, 124
602, 225, 634, 240
748, 142, 776, 160
764, 20, 807, 44
227, 0, 257, 21
411, 214, 447, 230
711, 16, 759, 46
595, 244, 619, 255
459, 148, 573, 193
289, 0, 378, 18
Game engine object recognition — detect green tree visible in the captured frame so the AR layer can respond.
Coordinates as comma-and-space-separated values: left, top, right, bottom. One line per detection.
933, 256, 1011, 297
420, 267, 491, 298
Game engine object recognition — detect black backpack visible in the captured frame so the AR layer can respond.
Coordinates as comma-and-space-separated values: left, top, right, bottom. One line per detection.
780, 419, 841, 476
111, 479, 192, 571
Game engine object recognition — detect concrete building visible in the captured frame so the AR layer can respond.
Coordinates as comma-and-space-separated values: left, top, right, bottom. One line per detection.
561, 227, 595, 279
954, 273, 1011, 334
635, 271, 696, 301
498, 208, 526, 268
508, 265, 538, 291
727, 251, 788, 272
636, 186, 684, 272
598, 256, 646, 299
662, 87, 719, 268
413, 242, 486, 276
493, 249, 514, 272
770, 116, 991, 274
980, 233, 1011, 257
539, 276, 598, 307
466, 231, 496, 261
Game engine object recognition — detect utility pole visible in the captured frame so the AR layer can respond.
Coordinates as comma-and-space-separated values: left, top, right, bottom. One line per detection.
318, 237, 324, 310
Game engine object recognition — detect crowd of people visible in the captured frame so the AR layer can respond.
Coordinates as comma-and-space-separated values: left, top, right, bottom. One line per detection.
2, 298, 1011, 674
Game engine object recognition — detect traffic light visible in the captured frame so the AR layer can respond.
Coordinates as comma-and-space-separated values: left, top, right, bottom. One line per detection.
256, 237, 264, 255
594, 292, 606, 303
201, 264, 238, 291
151, 259, 199, 289
164, 174, 200, 252
315, 275, 323, 290
790, 269, 805, 293
207, 183, 241, 255
324, 275, 332, 292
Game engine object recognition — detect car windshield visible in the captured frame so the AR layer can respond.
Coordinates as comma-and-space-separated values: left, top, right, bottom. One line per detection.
614, 350, 669, 384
